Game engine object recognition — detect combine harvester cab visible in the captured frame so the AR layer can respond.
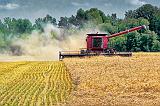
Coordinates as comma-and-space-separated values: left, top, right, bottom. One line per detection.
59, 25, 146, 60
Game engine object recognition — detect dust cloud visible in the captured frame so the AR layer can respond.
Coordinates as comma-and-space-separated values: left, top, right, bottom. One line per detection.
7, 24, 100, 61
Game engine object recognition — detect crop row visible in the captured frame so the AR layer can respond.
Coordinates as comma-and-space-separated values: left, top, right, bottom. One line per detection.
0, 61, 72, 106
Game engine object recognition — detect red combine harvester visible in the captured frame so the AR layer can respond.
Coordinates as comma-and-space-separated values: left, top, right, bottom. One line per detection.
59, 25, 146, 60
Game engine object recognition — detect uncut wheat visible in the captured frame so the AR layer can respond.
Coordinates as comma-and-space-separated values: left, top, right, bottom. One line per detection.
0, 61, 72, 106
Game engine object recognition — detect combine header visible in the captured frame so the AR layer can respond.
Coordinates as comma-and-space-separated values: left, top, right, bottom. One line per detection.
59, 25, 146, 60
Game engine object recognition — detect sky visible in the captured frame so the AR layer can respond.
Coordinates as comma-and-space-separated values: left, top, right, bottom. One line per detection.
0, 0, 159, 22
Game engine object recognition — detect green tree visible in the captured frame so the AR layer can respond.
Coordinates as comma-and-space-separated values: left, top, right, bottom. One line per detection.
74, 8, 107, 27
125, 10, 137, 19
126, 32, 140, 52
153, 13, 160, 39
125, 4, 160, 39
138, 18, 150, 26
152, 40, 160, 51
85, 8, 104, 24
138, 33, 155, 51
3, 17, 33, 35
34, 18, 44, 30
15, 19, 33, 34
68, 15, 79, 27
76, 8, 87, 27
58, 17, 69, 28
125, 4, 158, 20
99, 23, 117, 34
109, 36, 127, 52
34, 14, 57, 31
43, 14, 57, 25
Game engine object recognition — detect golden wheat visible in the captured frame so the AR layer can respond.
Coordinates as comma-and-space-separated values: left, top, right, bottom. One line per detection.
1, 53, 160, 106
64, 52, 160, 106
0, 61, 72, 106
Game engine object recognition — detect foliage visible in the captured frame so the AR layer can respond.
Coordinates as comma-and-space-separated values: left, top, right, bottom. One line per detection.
0, 4, 160, 52
125, 4, 160, 39
34, 14, 57, 31
99, 23, 117, 34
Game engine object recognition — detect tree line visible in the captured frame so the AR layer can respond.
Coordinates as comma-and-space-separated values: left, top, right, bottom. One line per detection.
0, 4, 160, 53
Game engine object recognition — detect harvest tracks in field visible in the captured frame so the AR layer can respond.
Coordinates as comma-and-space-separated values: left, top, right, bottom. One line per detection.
0, 61, 72, 106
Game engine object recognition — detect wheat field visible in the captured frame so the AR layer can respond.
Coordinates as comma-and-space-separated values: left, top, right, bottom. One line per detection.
64, 52, 160, 106
0, 61, 72, 106
0, 53, 160, 106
